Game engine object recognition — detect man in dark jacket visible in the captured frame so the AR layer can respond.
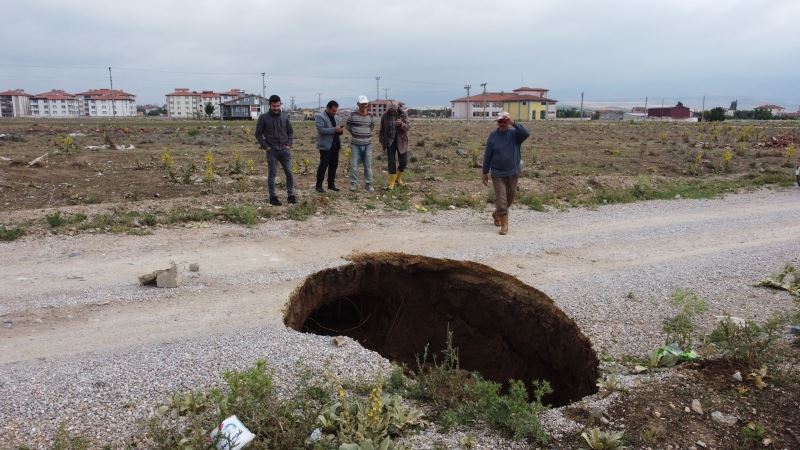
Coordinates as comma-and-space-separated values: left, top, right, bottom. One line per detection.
255, 95, 295, 205
314, 100, 344, 192
481, 111, 529, 235
378, 101, 411, 190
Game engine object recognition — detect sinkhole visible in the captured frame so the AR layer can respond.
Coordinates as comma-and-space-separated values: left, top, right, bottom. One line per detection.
283, 253, 599, 406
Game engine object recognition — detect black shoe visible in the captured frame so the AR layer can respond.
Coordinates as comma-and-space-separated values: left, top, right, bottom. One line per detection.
315, 186, 325, 193
269, 196, 282, 206
327, 185, 340, 192
287, 195, 297, 204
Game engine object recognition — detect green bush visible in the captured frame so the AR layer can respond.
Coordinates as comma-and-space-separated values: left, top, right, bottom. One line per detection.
662, 289, 707, 349
0, 225, 24, 241
287, 200, 318, 221
708, 314, 787, 367
223, 204, 260, 225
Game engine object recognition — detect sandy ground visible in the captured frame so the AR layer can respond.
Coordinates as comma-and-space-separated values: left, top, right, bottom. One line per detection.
1, 189, 799, 447
2, 189, 799, 364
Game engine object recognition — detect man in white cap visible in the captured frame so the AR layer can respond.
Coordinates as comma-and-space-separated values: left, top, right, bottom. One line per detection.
481, 111, 529, 235
346, 95, 375, 191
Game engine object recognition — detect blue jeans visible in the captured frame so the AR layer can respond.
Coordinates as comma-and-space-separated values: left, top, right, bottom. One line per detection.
349, 143, 373, 188
266, 148, 294, 198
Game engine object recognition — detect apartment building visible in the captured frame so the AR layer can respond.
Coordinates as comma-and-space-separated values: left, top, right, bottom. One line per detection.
166, 88, 246, 118
0, 89, 32, 117
76, 89, 137, 117
30, 90, 83, 117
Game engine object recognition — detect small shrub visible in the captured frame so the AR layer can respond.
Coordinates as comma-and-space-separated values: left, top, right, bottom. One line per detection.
187, 128, 200, 137
582, 427, 626, 450
0, 225, 25, 241
722, 150, 734, 172
286, 199, 317, 221
708, 314, 787, 367
785, 144, 796, 167
50, 424, 92, 449
46, 211, 68, 227
223, 204, 260, 225
740, 422, 766, 447
161, 150, 176, 180
204, 151, 215, 187
662, 289, 707, 349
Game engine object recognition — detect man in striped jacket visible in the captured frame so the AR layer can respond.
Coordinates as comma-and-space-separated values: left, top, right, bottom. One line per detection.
346, 95, 375, 191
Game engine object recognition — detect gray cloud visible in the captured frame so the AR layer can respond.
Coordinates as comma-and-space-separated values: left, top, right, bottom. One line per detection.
1, 0, 798, 110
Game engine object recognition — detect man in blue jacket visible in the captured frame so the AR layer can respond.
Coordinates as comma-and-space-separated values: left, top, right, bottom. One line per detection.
314, 100, 344, 193
255, 95, 295, 206
481, 111, 530, 235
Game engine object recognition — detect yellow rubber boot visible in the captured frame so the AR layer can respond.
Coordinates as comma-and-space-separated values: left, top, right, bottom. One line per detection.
388, 174, 398, 190
396, 171, 406, 186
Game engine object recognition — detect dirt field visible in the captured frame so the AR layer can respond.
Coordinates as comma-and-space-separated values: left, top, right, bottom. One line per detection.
1, 118, 799, 448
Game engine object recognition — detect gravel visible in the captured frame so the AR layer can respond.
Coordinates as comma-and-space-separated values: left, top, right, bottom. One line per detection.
2, 189, 799, 447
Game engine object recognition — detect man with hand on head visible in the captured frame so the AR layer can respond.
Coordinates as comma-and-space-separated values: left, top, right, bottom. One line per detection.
481, 111, 529, 235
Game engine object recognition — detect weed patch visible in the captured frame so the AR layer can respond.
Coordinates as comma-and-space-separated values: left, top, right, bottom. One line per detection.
0, 224, 25, 241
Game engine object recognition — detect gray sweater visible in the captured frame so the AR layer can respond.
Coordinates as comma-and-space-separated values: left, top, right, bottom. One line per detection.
255, 111, 293, 151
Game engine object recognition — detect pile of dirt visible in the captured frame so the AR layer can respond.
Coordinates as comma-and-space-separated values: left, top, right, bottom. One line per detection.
283, 252, 599, 406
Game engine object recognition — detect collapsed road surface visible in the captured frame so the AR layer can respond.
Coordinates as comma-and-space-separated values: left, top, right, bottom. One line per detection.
1, 189, 799, 445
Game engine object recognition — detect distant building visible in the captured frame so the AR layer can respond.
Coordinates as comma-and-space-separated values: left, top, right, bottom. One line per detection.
166, 88, 246, 118
31, 90, 83, 117
0, 89, 32, 117
76, 89, 136, 117
598, 110, 624, 121
368, 99, 399, 118
450, 87, 557, 120
221, 95, 268, 120
647, 102, 691, 120
754, 104, 786, 116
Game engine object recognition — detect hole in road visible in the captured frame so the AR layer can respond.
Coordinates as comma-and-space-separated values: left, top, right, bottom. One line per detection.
283, 252, 599, 406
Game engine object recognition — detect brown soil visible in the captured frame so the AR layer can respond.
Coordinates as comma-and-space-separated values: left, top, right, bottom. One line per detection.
283, 252, 599, 406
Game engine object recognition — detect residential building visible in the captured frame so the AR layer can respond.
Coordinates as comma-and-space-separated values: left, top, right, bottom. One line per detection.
166, 88, 246, 118
450, 87, 557, 120
221, 95, 268, 120
76, 89, 136, 117
0, 89, 32, 117
598, 110, 624, 121
754, 104, 786, 116
647, 102, 691, 120
368, 99, 399, 118
30, 90, 83, 117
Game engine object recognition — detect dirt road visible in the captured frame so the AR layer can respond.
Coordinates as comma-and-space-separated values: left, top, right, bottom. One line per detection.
2, 189, 799, 365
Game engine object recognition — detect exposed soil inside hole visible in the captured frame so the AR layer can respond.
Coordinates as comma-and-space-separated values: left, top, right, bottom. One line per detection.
283, 252, 599, 406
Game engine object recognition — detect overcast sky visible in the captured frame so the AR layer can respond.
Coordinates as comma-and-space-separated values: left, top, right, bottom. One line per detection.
1, 0, 798, 110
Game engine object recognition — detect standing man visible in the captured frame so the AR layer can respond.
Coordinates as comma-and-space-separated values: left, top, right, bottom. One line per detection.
255, 95, 295, 206
481, 111, 529, 235
378, 100, 411, 190
346, 95, 375, 191
314, 100, 343, 192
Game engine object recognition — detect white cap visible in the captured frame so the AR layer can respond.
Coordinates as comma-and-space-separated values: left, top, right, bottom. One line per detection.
496, 111, 511, 121
357, 95, 369, 104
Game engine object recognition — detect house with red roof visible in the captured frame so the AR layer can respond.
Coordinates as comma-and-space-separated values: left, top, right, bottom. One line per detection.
0, 89, 32, 117
76, 89, 137, 117
30, 90, 83, 117
754, 104, 786, 116
450, 87, 558, 120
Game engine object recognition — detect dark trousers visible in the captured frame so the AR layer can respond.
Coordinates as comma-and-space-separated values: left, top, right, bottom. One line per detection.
267, 148, 294, 198
316, 146, 340, 188
386, 141, 408, 174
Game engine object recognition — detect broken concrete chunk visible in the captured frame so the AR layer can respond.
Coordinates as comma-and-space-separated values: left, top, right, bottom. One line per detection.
189, 263, 200, 272
139, 263, 181, 288
711, 411, 738, 426
27, 153, 48, 167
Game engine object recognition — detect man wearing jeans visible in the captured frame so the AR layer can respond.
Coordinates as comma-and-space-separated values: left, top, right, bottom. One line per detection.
346, 95, 375, 191
255, 95, 295, 206
482, 111, 529, 235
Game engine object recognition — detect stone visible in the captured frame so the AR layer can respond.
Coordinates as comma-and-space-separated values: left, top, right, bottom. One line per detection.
332, 336, 347, 347
139, 263, 180, 288
684, 406, 691, 413
691, 399, 703, 415
27, 153, 48, 167
696, 440, 707, 448
711, 411, 738, 426
455, 148, 468, 157
732, 371, 743, 382
788, 325, 800, 336
189, 263, 200, 272
156, 264, 180, 288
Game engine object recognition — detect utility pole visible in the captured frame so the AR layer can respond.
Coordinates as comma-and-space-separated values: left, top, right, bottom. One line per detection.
290, 96, 295, 111
701, 95, 706, 121
661, 98, 664, 121
480, 82, 487, 120
375, 76, 381, 101
108, 67, 116, 118
463, 84, 471, 120
579, 91, 584, 119
644, 96, 648, 117
383, 88, 389, 100
261, 72, 266, 99
317, 93, 322, 110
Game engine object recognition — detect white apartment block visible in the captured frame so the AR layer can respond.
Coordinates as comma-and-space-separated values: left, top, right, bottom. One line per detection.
77, 89, 137, 117
166, 88, 245, 118
0, 89, 32, 117
30, 90, 83, 117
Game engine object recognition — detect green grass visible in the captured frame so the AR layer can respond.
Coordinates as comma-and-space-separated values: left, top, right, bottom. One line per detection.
222, 204, 260, 225
45, 211, 87, 228
286, 199, 317, 221
0, 224, 25, 241
422, 191, 484, 211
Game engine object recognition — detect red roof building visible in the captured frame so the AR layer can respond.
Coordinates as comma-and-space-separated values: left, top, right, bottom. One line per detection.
647, 103, 691, 120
